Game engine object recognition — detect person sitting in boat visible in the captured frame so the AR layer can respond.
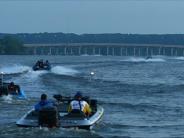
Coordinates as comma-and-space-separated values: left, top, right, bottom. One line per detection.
35, 93, 59, 127
38, 59, 44, 68
35, 59, 44, 68
43, 60, 50, 68
45, 60, 50, 66
34, 93, 56, 111
8, 82, 19, 94
35, 60, 39, 66
68, 92, 91, 116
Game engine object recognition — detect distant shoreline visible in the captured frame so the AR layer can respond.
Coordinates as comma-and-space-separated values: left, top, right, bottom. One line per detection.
1, 33, 184, 46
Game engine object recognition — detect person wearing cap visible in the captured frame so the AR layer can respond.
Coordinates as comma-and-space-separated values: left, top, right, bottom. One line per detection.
34, 93, 55, 111
68, 92, 91, 116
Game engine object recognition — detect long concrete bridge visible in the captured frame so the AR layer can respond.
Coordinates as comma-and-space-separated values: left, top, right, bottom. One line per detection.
24, 43, 184, 56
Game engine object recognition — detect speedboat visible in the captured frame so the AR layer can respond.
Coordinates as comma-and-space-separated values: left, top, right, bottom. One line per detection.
16, 95, 104, 130
0, 82, 26, 99
32, 60, 51, 71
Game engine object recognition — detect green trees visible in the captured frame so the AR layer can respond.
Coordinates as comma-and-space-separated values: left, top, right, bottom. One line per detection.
0, 36, 24, 55
0, 42, 3, 54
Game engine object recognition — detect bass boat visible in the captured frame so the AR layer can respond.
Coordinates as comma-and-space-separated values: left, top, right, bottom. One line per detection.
0, 82, 26, 99
32, 60, 51, 71
16, 94, 104, 130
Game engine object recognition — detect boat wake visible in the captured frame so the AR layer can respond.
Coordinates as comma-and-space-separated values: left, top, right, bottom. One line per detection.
81, 54, 102, 56
121, 57, 165, 62
174, 56, 184, 60
51, 66, 79, 76
0, 65, 30, 75
0, 95, 12, 103
24, 70, 48, 80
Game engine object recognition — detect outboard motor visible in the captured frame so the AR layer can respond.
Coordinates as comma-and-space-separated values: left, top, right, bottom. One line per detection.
90, 99, 97, 113
38, 107, 59, 128
53, 94, 72, 104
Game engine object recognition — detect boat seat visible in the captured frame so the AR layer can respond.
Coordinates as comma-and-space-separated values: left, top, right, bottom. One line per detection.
64, 110, 86, 118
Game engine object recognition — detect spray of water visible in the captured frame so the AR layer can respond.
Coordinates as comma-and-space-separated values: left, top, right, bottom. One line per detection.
1, 95, 13, 103
51, 66, 79, 76
122, 57, 165, 62
0, 64, 31, 75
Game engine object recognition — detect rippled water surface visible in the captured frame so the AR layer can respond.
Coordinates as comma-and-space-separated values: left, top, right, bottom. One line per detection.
0, 55, 184, 138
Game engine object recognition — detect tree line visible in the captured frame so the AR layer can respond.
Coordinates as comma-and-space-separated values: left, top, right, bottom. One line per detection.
0, 36, 24, 55
1, 33, 184, 54
1, 33, 184, 45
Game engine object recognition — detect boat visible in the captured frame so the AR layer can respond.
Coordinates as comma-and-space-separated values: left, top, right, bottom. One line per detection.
0, 81, 26, 99
16, 94, 104, 130
32, 60, 51, 71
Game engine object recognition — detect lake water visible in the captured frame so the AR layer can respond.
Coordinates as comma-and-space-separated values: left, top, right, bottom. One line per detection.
0, 55, 184, 138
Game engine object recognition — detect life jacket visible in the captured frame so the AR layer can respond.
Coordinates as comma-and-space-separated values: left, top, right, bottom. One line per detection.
70, 100, 91, 115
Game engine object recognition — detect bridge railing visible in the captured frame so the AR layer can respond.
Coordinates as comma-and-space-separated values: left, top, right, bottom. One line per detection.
23, 43, 184, 56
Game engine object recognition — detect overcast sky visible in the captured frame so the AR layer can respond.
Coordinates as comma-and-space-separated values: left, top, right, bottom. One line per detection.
0, 0, 184, 34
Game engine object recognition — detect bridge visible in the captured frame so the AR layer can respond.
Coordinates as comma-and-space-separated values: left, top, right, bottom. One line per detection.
24, 43, 184, 56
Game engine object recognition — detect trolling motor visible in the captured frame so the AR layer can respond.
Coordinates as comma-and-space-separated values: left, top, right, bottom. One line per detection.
53, 94, 72, 103
53, 94, 63, 101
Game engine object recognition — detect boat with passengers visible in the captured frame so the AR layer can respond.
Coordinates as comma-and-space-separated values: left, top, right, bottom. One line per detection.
16, 94, 104, 130
32, 59, 51, 71
0, 81, 26, 99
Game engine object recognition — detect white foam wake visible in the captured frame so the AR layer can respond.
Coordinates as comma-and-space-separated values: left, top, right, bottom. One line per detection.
0, 64, 31, 75
27, 70, 48, 79
174, 56, 184, 60
122, 57, 165, 62
1, 95, 12, 103
51, 66, 79, 76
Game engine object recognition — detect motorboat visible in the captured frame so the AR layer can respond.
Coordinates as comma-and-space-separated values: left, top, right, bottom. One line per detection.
0, 81, 26, 99
32, 60, 51, 71
16, 95, 104, 130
